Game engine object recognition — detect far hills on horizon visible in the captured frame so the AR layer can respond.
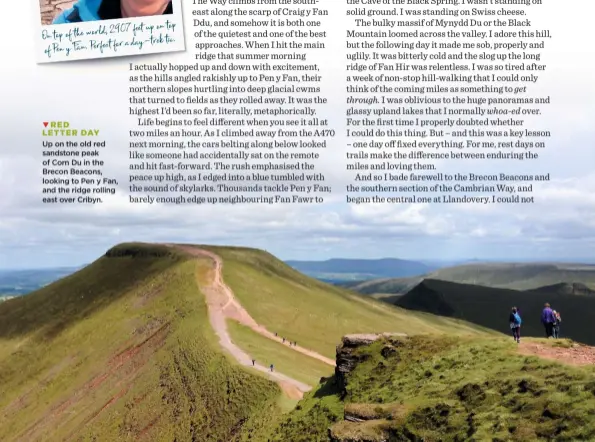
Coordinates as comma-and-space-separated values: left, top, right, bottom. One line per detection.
345, 261, 595, 295
4, 255, 595, 298
0, 266, 83, 297
285, 256, 595, 283
5, 254, 595, 346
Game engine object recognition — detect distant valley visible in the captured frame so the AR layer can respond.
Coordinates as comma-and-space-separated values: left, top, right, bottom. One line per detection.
285, 258, 438, 283
0, 266, 80, 297
346, 262, 595, 295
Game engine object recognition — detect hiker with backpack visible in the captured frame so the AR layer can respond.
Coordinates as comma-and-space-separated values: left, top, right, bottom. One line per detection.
541, 303, 556, 338
552, 310, 562, 339
509, 307, 522, 343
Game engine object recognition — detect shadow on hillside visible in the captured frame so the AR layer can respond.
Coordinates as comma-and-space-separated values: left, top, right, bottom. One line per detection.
314, 376, 340, 399
0, 243, 184, 340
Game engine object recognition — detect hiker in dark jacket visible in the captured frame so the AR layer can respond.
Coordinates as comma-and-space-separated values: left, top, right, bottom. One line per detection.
509, 307, 522, 343
53, 0, 173, 24
541, 303, 556, 338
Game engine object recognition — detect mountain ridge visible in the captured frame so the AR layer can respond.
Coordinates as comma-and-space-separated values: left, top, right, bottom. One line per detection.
347, 261, 595, 295
0, 242, 489, 441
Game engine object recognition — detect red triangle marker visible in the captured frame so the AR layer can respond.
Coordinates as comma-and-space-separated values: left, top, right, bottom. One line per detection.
43, 122, 48, 127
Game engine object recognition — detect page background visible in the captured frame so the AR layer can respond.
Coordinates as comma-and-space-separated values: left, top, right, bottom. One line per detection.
1, 1, 594, 267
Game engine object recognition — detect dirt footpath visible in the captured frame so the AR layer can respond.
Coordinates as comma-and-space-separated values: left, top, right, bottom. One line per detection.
519, 341, 595, 366
173, 245, 317, 398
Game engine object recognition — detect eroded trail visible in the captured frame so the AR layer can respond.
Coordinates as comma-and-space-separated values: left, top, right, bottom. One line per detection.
519, 341, 595, 366
173, 245, 322, 398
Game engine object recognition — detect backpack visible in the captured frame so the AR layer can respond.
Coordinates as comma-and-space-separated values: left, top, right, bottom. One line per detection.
513, 312, 522, 325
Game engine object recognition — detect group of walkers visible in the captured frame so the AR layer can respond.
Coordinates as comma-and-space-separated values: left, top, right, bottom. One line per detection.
275, 332, 297, 347
508, 303, 562, 343
251, 359, 275, 372
251, 333, 299, 373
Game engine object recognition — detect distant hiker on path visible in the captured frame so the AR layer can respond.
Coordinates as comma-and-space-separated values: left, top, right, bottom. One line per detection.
275, 332, 277, 337
270, 364, 274, 372
282, 337, 285, 343
509, 307, 522, 343
552, 310, 562, 339
542, 303, 556, 338
252, 359, 255, 366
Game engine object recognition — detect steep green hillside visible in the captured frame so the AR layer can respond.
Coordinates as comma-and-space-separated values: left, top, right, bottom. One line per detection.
349, 262, 595, 295
347, 276, 423, 296
0, 242, 502, 441
0, 243, 281, 441
200, 246, 493, 358
271, 335, 595, 441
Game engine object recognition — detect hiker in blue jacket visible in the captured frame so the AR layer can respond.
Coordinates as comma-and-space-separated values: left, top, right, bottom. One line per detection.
53, 0, 173, 24
541, 303, 556, 338
509, 307, 522, 343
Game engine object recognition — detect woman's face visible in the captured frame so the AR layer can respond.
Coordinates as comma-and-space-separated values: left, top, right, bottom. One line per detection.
120, 0, 170, 18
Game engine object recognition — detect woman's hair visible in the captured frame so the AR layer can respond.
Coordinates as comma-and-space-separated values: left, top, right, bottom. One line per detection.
511, 307, 517, 312
545, 303, 550, 307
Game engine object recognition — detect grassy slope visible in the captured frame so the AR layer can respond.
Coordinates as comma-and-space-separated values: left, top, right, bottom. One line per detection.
350, 263, 595, 295
272, 336, 595, 441
227, 320, 333, 386
0, 243, 282, 441
201, 246, 493, 359
348, 276, 424, 296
